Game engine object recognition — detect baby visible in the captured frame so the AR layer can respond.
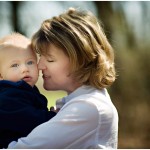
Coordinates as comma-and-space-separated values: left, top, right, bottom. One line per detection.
0, 33, 56, 148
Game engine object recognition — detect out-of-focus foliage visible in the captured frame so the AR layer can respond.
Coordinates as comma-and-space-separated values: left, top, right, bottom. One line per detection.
0, 1, 150, 148
95, 1, 150, 148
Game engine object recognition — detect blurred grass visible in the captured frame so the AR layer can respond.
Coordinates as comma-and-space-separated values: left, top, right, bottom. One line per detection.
41, 90, 67, 108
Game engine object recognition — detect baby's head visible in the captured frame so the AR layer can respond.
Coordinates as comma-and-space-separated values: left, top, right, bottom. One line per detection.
0, 33, 39, 87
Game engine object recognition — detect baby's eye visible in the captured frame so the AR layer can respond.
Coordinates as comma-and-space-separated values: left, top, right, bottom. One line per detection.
27, 61, 34, 65
11, 64, 19, 67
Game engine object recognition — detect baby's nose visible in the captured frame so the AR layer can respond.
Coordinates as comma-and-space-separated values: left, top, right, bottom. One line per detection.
22, 64, 29, 72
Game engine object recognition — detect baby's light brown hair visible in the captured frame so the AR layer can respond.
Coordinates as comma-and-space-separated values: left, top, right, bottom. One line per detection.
0, 33, 36, 64
0, 32, 31, 49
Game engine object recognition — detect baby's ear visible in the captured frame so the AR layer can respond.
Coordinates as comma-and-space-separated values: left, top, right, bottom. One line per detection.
0, 74, 3, 80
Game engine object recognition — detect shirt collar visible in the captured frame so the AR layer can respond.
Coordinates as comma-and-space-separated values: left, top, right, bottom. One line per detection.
63, 85, 104, 104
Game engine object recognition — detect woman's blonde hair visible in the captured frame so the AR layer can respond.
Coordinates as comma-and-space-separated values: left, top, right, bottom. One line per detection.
32, 8, 116, 89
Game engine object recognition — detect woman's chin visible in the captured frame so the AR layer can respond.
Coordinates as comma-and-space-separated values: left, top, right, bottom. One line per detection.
43, 84, 54, 91
43, 84, 49, 90
43, 85, 60, 91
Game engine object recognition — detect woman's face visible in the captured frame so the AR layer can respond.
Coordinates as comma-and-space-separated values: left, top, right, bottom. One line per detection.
38, 44, 80, 94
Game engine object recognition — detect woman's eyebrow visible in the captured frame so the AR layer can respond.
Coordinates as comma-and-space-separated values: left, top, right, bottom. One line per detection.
47, 53, 55, 58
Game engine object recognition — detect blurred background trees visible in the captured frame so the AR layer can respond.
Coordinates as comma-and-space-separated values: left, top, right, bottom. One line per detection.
0, 1, 150, 148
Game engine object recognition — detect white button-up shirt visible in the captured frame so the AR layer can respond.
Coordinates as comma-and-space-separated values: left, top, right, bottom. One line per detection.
8, 85, 118, 149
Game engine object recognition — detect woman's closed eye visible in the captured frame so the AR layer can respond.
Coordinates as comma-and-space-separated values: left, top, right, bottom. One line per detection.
47, 60, 54, 62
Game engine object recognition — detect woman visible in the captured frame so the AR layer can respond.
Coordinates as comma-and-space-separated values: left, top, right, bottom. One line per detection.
8, 8, 118, 149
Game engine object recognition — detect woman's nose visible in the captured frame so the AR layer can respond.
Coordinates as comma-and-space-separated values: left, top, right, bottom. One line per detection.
38, 57, 46, 70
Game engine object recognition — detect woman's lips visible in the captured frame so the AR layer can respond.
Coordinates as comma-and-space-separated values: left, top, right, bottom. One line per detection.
43, 75, 50, 80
